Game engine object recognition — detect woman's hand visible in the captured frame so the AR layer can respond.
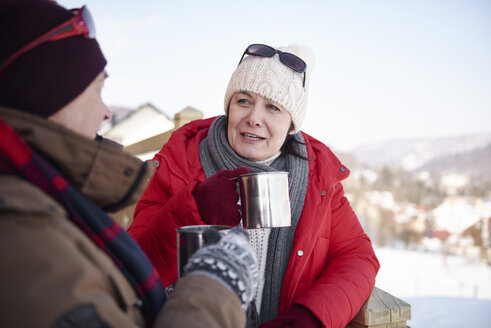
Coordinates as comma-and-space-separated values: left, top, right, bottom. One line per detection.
193, 166, 249, 226
259, 305, 321, 328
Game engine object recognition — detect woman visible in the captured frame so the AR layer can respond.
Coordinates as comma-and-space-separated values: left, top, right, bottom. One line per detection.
129, 43, 380, 327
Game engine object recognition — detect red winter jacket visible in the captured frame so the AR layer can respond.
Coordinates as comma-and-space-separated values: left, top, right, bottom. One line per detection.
128, 116, 380, 328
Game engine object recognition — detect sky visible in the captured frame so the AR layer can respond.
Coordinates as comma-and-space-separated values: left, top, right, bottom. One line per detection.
58, 0, 491, 152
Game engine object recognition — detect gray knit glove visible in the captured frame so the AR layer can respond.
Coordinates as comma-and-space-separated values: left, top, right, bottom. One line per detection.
183, 227, 259, 310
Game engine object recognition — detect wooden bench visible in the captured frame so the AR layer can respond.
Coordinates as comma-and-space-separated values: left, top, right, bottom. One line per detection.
347, 287, 411, 328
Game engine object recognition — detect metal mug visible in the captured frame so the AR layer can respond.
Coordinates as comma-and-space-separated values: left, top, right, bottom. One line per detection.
176, 225, 230, 278
236, 172, 291, 229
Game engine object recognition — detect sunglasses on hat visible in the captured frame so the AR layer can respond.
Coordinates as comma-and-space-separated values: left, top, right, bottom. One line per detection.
0, 6, 95, 74
238, 44, 307, 87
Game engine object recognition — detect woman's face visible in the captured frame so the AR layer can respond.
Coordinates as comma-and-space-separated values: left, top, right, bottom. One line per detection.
227, 91, 293, 161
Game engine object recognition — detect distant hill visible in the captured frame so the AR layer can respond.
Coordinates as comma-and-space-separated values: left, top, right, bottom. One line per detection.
420, 143, 491, 178
351, 134, 491, 172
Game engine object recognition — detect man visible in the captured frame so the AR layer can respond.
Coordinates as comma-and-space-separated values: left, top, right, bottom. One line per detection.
0, 1, 258, 327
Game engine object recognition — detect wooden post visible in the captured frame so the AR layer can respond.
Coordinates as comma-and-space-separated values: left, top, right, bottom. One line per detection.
173, 106, 203, 129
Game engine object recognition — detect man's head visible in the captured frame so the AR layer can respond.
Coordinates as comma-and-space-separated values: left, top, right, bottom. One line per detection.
0, 0, 109, 137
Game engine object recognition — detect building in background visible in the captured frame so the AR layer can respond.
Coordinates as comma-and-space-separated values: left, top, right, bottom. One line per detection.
101, 104, 203, 161
103, 103, 173, 147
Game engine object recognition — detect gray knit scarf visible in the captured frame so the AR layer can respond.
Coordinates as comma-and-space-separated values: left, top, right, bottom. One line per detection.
198, 115, 309, 326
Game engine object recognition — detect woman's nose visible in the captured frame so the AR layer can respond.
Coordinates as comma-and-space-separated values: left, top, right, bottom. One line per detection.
246, 105, 262, 127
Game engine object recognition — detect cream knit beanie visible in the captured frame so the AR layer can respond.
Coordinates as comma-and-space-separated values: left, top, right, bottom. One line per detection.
224, 44, 315, 133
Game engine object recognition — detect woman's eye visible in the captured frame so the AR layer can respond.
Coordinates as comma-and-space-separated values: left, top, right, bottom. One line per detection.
268, 105, 280, 112
237, 98, 251, 105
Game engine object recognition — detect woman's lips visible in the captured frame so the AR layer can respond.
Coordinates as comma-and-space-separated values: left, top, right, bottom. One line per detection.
241, 133, 265, 141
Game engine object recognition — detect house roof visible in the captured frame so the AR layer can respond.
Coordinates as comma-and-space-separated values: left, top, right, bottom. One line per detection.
103, 103, 174, 146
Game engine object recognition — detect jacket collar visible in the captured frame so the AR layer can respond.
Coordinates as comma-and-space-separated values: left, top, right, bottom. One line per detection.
0, 106, 154, 211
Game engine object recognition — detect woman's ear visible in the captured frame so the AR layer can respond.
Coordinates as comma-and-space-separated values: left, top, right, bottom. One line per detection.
288, 122, 296, 135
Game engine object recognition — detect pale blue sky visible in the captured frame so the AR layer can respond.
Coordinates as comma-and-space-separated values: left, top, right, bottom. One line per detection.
58, 0, 491, 152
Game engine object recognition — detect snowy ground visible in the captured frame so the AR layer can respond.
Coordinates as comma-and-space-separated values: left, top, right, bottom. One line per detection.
374, 247, 491, 327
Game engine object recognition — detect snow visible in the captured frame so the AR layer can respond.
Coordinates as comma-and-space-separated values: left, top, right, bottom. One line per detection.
374, 247, 491, 327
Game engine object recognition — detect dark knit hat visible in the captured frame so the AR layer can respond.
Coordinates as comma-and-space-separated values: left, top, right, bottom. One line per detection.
0, 0, 107, 118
